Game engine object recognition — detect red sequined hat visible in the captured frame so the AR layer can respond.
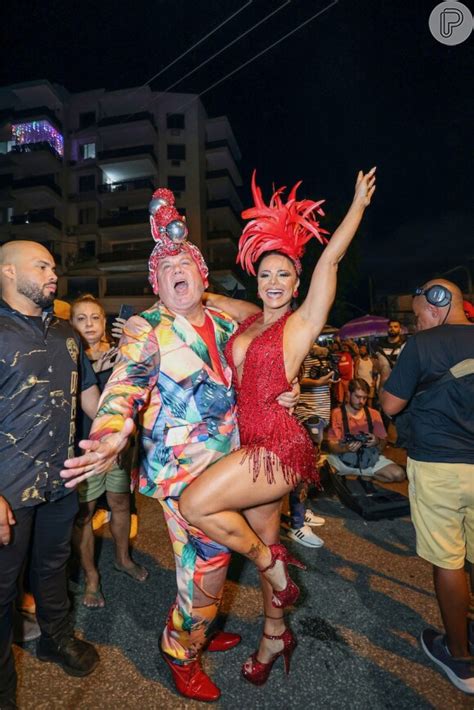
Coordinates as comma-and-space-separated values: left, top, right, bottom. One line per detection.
237, 171, 329, 276
148, 187, 209, 294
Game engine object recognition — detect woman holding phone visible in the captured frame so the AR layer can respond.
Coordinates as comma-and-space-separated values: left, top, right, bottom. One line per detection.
70, 294, 148, 609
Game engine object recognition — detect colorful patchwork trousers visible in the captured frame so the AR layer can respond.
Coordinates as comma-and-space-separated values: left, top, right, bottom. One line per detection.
159, 497, 231, 662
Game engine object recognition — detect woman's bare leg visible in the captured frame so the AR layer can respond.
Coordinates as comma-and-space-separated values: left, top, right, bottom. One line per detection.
107, 491, 148, 581
73, 500, 105, 607
243, 501, 288, 664
179, 449, 298, 592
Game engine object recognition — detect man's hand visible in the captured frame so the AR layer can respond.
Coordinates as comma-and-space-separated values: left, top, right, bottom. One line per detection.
60, 418, 135, 489
0, 496, 15, 546
92, 347, 119, 373
365, 433, 379, 448
277, 378, 300, 412
345, 440, 363, 453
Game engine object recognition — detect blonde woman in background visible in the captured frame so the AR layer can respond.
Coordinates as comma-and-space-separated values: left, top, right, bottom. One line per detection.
70, 295, 148, 608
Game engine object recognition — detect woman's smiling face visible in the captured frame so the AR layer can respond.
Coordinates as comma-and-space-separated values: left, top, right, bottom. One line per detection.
257, 253, 299, 310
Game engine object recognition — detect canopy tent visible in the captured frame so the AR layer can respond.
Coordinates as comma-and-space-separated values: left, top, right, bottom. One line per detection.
338, 314, 407, 339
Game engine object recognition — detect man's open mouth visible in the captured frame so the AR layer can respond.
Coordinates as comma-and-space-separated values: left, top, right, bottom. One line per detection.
174, 279, 188, 293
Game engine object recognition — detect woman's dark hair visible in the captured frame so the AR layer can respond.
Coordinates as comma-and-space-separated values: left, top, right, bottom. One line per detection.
348, 378, 370, 395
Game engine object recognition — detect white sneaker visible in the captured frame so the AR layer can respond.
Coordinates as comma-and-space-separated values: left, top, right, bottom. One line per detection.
287, 525, 324, 548
304, 510, 325, 527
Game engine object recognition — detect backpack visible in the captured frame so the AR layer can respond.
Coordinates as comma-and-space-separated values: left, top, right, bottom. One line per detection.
395, 359, 474, 449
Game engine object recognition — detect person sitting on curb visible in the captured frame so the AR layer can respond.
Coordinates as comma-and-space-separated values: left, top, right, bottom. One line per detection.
327, 378, 405, 482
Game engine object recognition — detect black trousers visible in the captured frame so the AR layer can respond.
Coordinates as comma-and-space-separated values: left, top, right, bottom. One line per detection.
0, 491, 78, 700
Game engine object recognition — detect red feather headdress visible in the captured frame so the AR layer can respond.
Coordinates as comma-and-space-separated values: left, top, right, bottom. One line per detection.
237, 171, 329, 276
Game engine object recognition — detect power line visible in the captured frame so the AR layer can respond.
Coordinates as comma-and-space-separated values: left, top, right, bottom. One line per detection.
173, 0, 339, 115
148, 0, 290, 110
118, 0, 253, 115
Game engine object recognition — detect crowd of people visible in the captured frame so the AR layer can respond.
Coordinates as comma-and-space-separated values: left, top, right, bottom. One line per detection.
1, 166, 473, 707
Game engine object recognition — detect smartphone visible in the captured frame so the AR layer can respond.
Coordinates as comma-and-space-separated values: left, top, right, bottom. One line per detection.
118, 304, 134, 321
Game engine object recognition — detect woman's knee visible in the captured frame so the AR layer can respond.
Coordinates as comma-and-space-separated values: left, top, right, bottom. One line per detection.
74, 502, 96, 527
179, 488, 199, 524
107, 491, 130, 514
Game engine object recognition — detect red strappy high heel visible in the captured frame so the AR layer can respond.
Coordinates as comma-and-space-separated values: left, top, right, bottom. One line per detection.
241, 628, 297, 686
260, 543, 306, 608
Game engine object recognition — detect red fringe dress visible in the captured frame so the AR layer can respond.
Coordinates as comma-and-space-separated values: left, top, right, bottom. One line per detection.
225, 311, 319, 486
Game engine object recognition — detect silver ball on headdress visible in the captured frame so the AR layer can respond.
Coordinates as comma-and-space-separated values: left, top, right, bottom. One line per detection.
149, 196, 170, 216
166, 219, 188, 243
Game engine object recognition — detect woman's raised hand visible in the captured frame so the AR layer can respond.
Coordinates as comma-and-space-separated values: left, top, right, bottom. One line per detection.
354, 167, 376, 207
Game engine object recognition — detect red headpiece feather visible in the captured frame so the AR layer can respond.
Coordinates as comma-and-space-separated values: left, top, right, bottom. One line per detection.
237, 171, 329, 275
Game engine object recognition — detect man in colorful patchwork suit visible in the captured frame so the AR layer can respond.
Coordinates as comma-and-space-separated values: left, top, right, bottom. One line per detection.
61, 189, 295, 702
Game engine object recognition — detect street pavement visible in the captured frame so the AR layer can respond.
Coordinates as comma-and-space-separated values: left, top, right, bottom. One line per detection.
14, 475, 472, 709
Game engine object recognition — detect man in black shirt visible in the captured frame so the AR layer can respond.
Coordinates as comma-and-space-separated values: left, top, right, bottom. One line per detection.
378, 319, 406, 366
379, 279, 474, 695
0, 241, 100, 708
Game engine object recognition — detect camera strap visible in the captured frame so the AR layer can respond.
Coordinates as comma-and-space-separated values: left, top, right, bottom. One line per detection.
340, 404, 374, 436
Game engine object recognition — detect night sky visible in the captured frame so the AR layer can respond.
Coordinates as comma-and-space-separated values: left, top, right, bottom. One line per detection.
2, 0, 473, 312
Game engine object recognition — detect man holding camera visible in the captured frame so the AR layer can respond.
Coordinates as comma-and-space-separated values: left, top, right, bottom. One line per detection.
327, 378, 405, 482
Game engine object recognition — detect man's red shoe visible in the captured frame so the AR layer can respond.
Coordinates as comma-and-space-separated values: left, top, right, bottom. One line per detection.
207, 631, 241, 652
160, 649, 221, 702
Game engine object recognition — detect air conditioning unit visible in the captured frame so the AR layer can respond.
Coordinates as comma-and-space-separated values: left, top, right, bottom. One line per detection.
171, 160, 181, 166
171, 129, 181, 136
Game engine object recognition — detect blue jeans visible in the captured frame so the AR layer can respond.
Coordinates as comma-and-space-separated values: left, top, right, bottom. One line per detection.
289, 416, 326, 530
289, 482, 308, 529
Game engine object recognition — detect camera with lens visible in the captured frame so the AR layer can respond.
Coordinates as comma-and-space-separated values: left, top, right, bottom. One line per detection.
309, 355, 340, 381
342, 432, 371, 445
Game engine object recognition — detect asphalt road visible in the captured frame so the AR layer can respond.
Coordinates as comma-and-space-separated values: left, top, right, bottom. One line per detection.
14, 473, 472, 709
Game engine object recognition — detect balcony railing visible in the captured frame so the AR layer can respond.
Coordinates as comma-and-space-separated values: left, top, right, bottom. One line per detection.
98, 112, 156, 130
98, 248, 151, 262
106, 281, 151, 296
13, 175, 62, 196
97, 145, 157, 163
11, 211, 62, 230
98, 177, 154, 194
9, 141, 62, 160
98, 209, 149, 228
207, 199, 242, 223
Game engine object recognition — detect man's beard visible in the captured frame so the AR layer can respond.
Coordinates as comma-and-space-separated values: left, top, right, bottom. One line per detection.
17, 277, 55, 309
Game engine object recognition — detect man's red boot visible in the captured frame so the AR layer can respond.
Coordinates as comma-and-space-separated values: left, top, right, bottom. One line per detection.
161, 649, 221, 702
207, 631, 241, 652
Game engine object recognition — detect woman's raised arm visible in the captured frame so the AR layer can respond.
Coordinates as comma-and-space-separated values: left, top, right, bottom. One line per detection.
284, 168, 376, 378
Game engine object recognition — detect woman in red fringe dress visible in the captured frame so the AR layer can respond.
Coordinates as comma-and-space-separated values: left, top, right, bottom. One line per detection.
180, 167, 376, 684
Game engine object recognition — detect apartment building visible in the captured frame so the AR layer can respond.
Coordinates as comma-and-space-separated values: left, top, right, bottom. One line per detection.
0, 80, 244, 313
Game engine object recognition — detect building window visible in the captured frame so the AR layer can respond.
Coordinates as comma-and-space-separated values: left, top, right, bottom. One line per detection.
167, 144, 186, 161
168, 175, 186, 192
78, 240, 96, 258
79, 174, 96, 192
79, 111, 96, 129
0, 207, 13, 224
167, 114, 185, 130
0, 141, 15, 154
79, 207, 96, 224
80, 142, 96, 160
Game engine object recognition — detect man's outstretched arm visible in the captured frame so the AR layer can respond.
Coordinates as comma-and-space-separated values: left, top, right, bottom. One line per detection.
202, 292, 261, 323
61, 315, 160, 488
